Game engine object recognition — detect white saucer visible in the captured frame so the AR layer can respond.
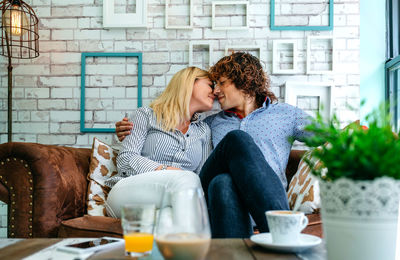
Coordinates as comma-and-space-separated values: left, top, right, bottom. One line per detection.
250, 233, 322, 253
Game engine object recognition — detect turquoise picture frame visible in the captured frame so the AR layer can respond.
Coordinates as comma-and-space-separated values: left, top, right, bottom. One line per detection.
270, 0, 334, 31
80, 52, 143, 133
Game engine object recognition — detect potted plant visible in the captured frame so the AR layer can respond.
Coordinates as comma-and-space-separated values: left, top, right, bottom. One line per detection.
302, 106, 400, 260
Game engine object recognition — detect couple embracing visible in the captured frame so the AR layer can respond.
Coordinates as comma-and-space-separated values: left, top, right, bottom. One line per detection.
105, 52, 311, 238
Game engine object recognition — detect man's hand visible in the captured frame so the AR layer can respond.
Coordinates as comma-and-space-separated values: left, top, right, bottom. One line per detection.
116, 117, 133, 142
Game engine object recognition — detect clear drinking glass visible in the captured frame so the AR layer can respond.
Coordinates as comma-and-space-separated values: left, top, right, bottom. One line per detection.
155, 187, 211, 260
121, 204, 157, 257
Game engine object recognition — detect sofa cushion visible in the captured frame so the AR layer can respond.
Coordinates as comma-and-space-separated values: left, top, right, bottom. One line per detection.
287, 150, 322, 213
58, 215, 122, 238
87, 138, 119, 216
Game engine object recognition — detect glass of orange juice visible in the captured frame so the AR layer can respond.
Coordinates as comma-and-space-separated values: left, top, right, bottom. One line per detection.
121, 204, 156, 257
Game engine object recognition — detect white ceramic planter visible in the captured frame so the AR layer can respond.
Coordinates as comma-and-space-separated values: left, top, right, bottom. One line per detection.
319, 177, 400, 260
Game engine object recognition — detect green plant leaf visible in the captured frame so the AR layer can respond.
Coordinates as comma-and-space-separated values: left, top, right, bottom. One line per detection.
302, 103, 400, 181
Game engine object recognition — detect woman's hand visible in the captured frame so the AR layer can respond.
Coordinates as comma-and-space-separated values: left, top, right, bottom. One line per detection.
155, 165, 182, 171
166, 166, 182, 170
116, 117, 133, 142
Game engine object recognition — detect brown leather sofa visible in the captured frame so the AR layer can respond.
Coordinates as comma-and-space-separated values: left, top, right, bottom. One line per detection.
0, 142, 322, 238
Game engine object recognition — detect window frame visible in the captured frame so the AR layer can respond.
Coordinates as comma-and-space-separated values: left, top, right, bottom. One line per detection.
385, 0, 400, 131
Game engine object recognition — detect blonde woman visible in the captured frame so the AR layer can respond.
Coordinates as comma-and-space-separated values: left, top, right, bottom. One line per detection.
105, 67, 215, 218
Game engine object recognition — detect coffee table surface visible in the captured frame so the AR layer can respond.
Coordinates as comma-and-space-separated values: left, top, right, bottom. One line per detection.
0, 238, 326, 260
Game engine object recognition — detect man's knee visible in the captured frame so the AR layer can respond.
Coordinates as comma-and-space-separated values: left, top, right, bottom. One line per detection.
224, 130, 253, 145
208, 174, 234, 199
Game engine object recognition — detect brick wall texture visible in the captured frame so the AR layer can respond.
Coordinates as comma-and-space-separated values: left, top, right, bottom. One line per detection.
0, 0, 360, 146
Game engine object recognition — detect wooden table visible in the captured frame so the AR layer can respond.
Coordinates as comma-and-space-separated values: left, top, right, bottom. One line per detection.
0, 238, 326, 260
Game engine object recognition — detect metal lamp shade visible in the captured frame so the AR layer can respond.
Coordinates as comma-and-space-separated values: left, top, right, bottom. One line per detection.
0, 0, 39, 59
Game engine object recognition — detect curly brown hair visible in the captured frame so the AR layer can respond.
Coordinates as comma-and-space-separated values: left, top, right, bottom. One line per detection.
209, 52, 277, 108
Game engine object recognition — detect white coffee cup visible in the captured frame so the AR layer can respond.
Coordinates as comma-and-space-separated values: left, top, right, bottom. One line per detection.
265, 210, 308, 245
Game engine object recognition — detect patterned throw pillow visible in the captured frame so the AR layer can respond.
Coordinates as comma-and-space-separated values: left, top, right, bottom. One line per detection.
87, 137, 119, 216
287, 150, 322, 214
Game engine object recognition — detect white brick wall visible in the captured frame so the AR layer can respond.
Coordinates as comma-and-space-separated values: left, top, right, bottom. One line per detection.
0, 203, 6, 237
0, 0, 360, 237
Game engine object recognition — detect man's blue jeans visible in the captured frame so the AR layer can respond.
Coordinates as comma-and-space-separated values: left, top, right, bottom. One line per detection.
199, 130, 289, 238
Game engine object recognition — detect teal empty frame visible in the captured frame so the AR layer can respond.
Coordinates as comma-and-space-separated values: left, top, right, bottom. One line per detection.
80, 52, 143, 133
270, 0, 333, 31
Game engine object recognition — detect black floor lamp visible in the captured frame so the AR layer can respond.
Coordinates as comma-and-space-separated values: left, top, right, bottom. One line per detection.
0, 0, 39, 142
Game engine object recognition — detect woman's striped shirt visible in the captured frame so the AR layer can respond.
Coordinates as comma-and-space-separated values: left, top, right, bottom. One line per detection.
105, 107, 212, 188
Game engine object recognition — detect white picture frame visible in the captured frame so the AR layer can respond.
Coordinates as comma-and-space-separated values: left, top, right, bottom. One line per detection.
212, 1, 249, 30
224, 45, 265, 63
307, 36, 335, 74
103, 0, 147, 28
272, 40, 298, 74
189, 41, 213, 69
285, 81, 334, 120
165, 0, 193, 29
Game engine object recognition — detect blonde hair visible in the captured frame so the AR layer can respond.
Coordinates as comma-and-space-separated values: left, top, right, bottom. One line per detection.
150, 67, 209, 132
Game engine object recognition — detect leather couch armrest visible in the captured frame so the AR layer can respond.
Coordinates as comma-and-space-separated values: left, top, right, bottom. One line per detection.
0, 142, 91, 238
286, 150, 307, 185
